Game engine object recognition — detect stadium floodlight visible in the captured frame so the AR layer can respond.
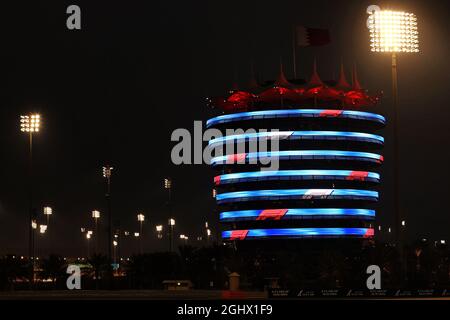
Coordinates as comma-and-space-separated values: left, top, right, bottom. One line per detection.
20, 114, 41, 133
367, 7, 419, 252
368, 10, 419, 53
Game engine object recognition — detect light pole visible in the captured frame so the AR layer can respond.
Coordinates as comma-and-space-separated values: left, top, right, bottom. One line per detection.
113, 240, 118, 270
43, 207, 52, 226
206, 228, 212, 244
86, 232, 92, 258
92, 210, 101, 253
20, 113, 40, 286
137, 213, 145, 254
43, 206, 52, 257
368, 8, 419, 254
102, 166, 113, 267
133, 232, 140, 254
164, 178, 172, 202
180, 234, 189, 246
204, 221, 211, 245
168, 218, 175, 252
156, 225, 163, 239
37, 224, 47, 262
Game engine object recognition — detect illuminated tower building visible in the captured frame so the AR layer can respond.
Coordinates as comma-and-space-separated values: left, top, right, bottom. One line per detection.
206, 62, 384, 246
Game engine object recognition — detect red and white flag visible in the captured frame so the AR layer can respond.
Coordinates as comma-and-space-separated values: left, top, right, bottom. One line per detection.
296, 26, 331, 47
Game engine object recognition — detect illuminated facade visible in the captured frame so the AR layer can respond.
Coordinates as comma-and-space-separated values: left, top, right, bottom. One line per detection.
207, 63, 384, 242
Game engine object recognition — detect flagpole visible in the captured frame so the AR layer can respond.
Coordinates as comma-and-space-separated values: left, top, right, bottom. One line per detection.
292, 25, 297, 79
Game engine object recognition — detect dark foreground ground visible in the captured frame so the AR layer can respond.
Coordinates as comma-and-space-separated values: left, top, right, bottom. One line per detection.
1, 290, 450, 300
0, 290, 266, 300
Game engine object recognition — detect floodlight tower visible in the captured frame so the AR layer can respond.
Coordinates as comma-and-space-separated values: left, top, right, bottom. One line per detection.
20, 113, 41, 285
102, 165, 113, 265
368, 8, 419, 248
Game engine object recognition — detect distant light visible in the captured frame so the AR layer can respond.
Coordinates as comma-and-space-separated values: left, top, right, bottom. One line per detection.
378, 225, 382, 231
113, 240, 118, 247
102, 166, 113, 178
31, 220, 38, 230
207, 229, 211, 236
124, 231, 130, 236
441, 240, 446, 245
156, 225, 163, 232
43, 207, 52, 215
80, 227, 86, 233
401, 220, 406, 226
368, 9, 419, 53
180, 234, 186, 239
39, 225, 47, 234
388, 227, 391, 233
86, 233, 91, 239
92, 210, 100, 219
87, 230, 93, 235
422, 238, 427, 242
114, 234, 118, 238
205, 221, 209, 228
169, 218, 175, 226
134, 232, 140, 237
137, 213, 145, 222
212, 189, 217, 198
164, 178, 172, 189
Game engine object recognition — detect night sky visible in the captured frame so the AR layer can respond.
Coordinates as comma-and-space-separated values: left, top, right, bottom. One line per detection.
0, 0, 449, 256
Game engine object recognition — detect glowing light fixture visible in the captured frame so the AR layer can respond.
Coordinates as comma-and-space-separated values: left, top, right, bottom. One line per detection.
164, 178, 172, 189
368, 10, 419, 53
92, 210, 100, 219
102, 166, 113, 178
39, 225, 47, 234
20, 114, 41, 133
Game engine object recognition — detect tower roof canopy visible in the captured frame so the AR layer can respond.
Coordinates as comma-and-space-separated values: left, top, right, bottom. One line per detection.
307, 59, 324, 87
336, 62, 350, 89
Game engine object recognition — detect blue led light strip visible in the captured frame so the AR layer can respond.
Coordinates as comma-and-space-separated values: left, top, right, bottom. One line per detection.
208, 131, 384, 147
211, 150, 383, 166
206, 109, 386, 128
216, 189, 378, 203
216, 170, 380, 184
222, 228, 374, 239
220, 208, 375, 221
